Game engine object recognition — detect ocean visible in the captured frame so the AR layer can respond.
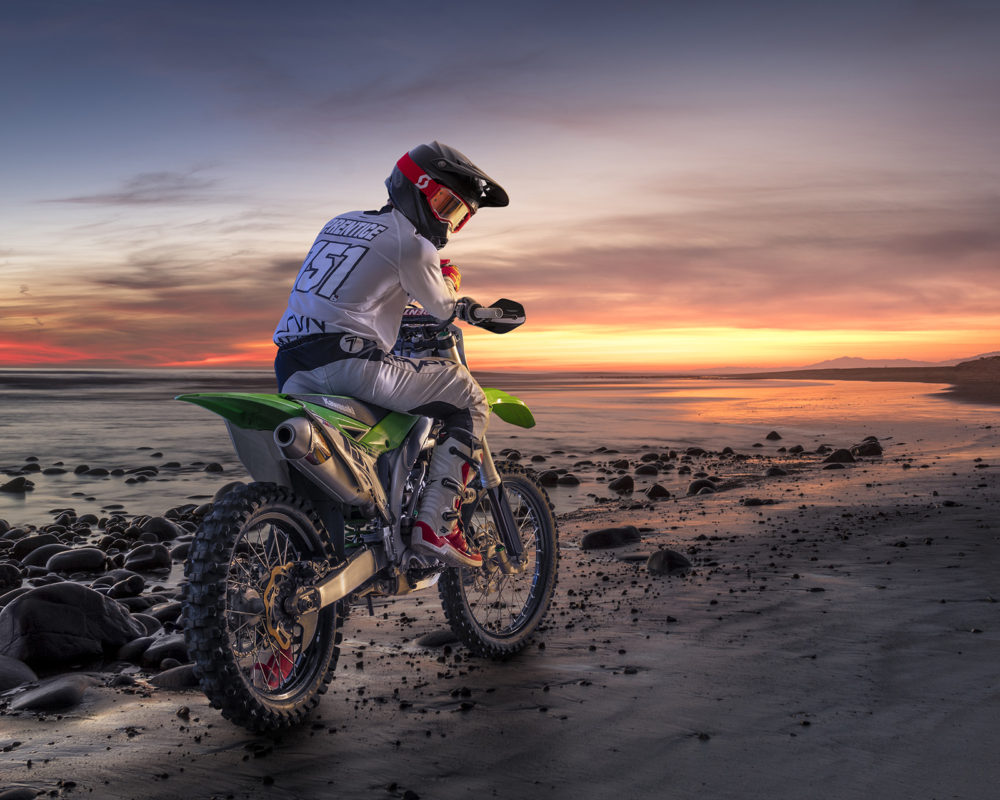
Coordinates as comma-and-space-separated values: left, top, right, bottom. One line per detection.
1, 368, 996, 527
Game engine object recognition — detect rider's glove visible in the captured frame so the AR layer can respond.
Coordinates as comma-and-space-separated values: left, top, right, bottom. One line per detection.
440, 259, 461, 292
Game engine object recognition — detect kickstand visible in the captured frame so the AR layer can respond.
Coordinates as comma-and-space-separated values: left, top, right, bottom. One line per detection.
367, 596, 375, 617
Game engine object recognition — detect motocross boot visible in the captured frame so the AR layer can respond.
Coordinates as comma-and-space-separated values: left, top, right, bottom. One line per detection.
412, 437, 483, 568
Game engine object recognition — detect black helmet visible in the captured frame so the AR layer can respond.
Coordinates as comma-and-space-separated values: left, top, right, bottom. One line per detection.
385, 141, 509, 249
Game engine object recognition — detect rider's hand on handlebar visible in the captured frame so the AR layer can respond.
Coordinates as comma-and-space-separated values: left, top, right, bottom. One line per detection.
440, 259, 461, 292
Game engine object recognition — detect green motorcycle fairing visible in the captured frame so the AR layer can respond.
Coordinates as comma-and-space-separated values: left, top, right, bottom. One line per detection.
176, 385, 535, 452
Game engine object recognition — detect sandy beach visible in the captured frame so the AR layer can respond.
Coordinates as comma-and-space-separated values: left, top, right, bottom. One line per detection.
2, 407, 998, 800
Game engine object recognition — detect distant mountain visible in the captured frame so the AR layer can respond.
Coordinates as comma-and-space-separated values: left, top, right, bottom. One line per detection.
802, 351, 1000, 370
802, 356, 942, 369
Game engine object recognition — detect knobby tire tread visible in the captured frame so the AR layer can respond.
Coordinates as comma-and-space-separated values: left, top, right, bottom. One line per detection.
183, 482, 342, 732
438, 462, 559, 659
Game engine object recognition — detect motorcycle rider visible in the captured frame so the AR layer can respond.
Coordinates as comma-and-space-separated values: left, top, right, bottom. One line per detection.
272, 142, 508, 569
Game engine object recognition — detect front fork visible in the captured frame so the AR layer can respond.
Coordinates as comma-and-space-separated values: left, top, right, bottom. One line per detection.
478, 439, 525, 560
435, 329, 526, 563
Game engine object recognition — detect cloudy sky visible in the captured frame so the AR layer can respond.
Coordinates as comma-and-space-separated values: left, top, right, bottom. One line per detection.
2, 0, 998, 370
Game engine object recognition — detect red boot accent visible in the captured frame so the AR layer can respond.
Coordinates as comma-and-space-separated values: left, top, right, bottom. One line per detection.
413, 521, 482, 568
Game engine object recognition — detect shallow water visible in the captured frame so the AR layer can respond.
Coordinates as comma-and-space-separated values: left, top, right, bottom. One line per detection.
0, 368, 996, 526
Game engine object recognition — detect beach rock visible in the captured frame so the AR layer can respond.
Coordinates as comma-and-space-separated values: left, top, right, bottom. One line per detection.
117, 635, 155, 664
416, 629, 459, 648
556, 473, 580, 486
687, 478, 717, 495
0, 582, 145, 667
141, 632, 189, 667
851, 436, 883, 457
11, 534, 60, 561
0, 653, 37, 690
608, 475, 634, 493
0, 588, 31, 608
536, 471, 560, 486
140, 516, 184, 541
148, 600, 183, 624
765, 431, 782, 440
645, 484, 671, 500
742, 497, 776, 506
823, 449, 855, 464
581, 526, 641, 550
0, 788, 45, 800
123, 543, 171, 571
149, 662, 200, 689
647, 549, 692, 576
107, 574, 145, 599
765, 466, 789, 477
0, 564, 21, 594
9, 674, 99, 712
169, 541, 191, 560
0, 477, 34, 494
635, 464, 659, 476
130, 613, 163, 636
212, 481, 245, 502
45, 547, 107, 573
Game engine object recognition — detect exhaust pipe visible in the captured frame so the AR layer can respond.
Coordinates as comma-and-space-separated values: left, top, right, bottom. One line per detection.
273, 416, 386, 518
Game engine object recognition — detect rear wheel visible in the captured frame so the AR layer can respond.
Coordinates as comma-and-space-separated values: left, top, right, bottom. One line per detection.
183, 482, 342, 731
438, 463, 558, 658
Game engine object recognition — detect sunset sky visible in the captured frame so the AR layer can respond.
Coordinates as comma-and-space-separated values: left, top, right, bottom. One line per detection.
2, 0, 999, 371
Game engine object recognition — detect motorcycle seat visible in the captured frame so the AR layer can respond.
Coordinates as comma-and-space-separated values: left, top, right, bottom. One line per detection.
287, 394, 390, 427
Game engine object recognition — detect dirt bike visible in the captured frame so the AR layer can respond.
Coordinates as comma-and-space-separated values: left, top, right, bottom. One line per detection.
176, 298, 558, 732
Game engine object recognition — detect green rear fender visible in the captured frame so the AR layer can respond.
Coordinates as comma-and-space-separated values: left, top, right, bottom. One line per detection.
175, 392, 420, 453
484, 387, 535, 429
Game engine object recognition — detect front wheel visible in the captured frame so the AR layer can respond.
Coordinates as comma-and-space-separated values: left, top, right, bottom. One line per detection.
183, 482, 342, 732
438, 462, 558, 658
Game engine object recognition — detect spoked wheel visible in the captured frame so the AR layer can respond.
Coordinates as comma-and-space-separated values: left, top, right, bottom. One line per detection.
439, 462, 558, 658
183, 482, 342, 731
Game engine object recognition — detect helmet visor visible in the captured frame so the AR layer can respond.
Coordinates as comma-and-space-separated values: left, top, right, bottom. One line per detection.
396, 153, 475, 233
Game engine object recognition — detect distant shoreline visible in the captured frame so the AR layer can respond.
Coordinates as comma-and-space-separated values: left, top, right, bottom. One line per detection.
724, 357, 1000, 404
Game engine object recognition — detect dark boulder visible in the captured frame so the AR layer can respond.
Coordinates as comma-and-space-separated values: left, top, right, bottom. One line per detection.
765, 431, 782, 441
0, 563, 21, 594
45, 547, 107, 573
581, 526, 642, 550
0, 476, 34, 494
9, 674, 99, 712
20, 542, 71, 568
537, 470, 560, 486
851, 436, 883, 457
0, 652, 37, 690
645, 484, 671, 500
123, 543, 171, 571
823, 449, 855, 464
141, 632, 189, 668
687, 478, 717, 495
635, 464, 659, 476
149, 662, 200, 689
0, 582, 145, 667
556, 473, 580, 486
11, 533, 60, 561
608, 475, 634, 493
647, 549, 693, 576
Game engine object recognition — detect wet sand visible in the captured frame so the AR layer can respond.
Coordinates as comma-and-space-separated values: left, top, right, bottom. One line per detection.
2, 430, 999, 800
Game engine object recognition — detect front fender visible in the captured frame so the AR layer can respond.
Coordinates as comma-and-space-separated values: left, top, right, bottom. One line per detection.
483, 387, 535, 429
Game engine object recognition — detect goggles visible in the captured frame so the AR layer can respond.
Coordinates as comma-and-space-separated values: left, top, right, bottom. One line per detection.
396, 153, 475, 233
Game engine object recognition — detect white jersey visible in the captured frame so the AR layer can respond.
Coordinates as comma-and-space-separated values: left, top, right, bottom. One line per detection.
273, 207, 456, 351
